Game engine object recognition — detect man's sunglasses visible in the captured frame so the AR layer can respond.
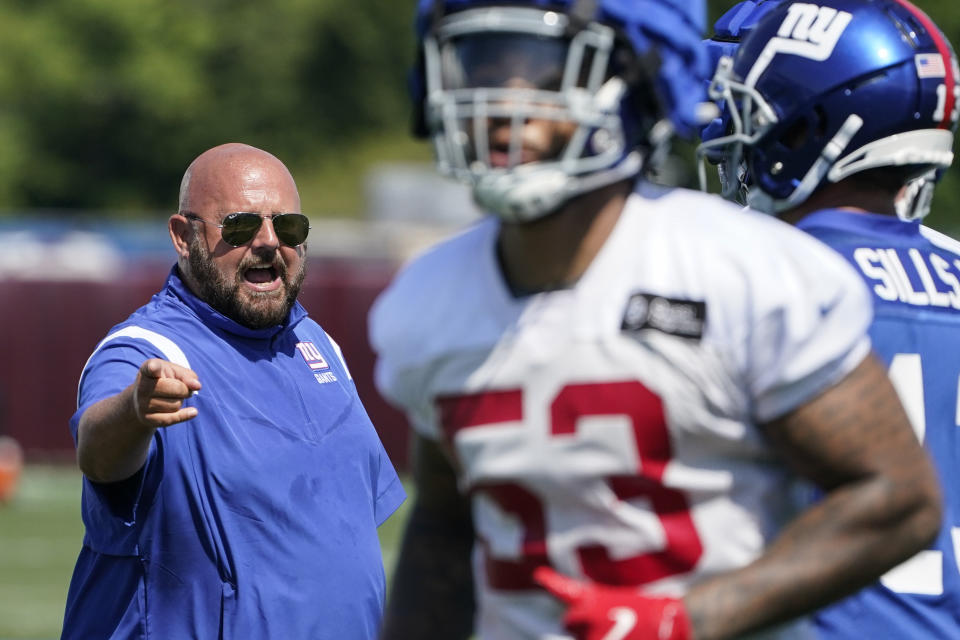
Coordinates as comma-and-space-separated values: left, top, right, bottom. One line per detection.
182, 212, 311, 247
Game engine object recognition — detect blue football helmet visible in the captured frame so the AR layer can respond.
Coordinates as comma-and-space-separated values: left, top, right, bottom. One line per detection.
697, 0, 957, 216
412, 0, 711, 222
700, 0, 784, 201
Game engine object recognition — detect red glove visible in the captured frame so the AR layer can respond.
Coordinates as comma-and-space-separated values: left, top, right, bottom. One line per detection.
534, 566, 693, 640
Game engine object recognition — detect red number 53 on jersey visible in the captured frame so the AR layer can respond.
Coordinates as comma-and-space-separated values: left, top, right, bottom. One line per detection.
436, 381, 704, 591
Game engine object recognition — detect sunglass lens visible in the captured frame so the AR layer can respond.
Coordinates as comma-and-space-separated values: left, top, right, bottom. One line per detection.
274, 214, 310, 247
221, 213, 263, 246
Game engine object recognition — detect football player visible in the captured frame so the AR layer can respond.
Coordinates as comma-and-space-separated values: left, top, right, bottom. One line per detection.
370, 0, 942, 638
698, 1, 960, 638
699, 0, 783, 204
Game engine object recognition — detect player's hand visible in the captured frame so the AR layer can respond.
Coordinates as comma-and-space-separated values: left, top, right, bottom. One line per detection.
132, 359, 202, 428
534, 566, 692, 640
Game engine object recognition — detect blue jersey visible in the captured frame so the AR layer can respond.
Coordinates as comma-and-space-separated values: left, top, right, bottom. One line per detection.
797, 210, 960, 638
62, 269, 406, 640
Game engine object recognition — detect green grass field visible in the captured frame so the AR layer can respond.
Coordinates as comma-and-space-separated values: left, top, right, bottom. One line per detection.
0, 465, 412, 640
0, 466, 82, 640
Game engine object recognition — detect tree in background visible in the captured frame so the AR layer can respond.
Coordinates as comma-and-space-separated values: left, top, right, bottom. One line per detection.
0, 0, 955, 231
0, 0, 414, 212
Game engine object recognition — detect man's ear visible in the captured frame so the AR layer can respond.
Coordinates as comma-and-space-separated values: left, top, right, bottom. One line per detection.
169, 213, 192, 260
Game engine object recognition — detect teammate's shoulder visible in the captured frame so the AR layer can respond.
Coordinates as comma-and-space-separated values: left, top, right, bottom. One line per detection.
369, 218, 496, 343
631, 183, 746, 218
630, 184, 793, 233
628, 184, 833, 254
920, 224, 960, 256
387, 217, 494, 288
628, 186, 867, 305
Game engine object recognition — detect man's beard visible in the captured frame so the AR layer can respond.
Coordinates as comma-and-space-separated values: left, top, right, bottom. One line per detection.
187, 237, 305, 330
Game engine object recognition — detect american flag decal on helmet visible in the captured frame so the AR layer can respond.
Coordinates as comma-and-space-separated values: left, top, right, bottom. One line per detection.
896, 0, 957, 128
916, 53, 947, 79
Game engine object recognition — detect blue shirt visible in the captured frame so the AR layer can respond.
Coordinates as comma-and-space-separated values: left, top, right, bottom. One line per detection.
798, 210, 960, 638
62, 268, 406, 640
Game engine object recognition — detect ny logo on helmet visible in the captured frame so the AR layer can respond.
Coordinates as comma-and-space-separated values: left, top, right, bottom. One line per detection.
745, 4, 852, 87
778, 3, 851, 48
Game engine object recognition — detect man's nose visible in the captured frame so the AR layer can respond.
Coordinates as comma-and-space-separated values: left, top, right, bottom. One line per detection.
250, 215, 280, 250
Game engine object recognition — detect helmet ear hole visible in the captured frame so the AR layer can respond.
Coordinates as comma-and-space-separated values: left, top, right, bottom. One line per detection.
813, 105, 829, 139
778, 117, 810, 151
777, 105, 829, 151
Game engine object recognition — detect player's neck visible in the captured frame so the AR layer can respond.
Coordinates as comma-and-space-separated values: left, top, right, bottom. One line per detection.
779, 181, 898, 224
496, 180, 633, 296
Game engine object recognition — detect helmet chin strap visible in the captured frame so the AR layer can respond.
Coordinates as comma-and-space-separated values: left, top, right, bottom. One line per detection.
748, 114, 864, 215
473, 151, 643, 223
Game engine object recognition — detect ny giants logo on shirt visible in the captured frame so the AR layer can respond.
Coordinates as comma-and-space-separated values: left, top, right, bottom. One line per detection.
295, 341, 338, 385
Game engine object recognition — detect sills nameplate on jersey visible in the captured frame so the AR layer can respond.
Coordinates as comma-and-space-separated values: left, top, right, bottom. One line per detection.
620, 292, 706, 340
852, 246, 960, 311
295, 341, 339, 385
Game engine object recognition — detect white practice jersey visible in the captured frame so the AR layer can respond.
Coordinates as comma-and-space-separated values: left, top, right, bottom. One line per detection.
370, 186, 873, 640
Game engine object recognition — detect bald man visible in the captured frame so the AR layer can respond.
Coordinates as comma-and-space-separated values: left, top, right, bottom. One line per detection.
62, 143, 405, 640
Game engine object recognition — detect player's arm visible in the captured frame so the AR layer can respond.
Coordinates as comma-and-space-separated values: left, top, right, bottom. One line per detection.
380, 433, 475, 640
537, 353, 940, 640
683, 352, 941, 639
77, 359, 201, 483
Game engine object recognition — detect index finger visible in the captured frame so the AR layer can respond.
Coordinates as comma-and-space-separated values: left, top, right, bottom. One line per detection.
533, 566, 584, 604
139, 359, 202, 390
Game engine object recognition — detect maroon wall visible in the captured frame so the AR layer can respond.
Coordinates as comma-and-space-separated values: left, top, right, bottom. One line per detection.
0, 258, 411, 469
